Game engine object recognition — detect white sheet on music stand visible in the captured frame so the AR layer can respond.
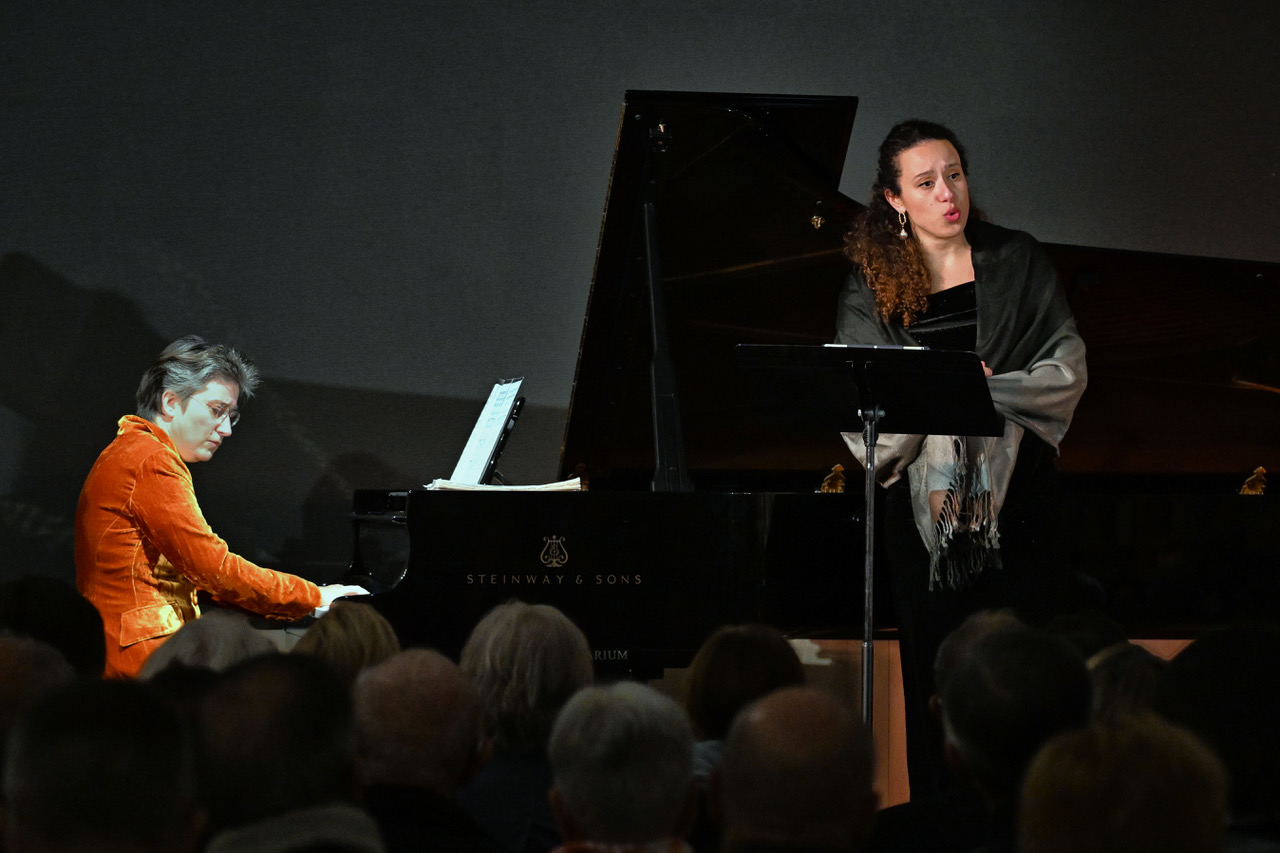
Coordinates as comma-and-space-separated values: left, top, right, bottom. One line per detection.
449, 378, 523, 484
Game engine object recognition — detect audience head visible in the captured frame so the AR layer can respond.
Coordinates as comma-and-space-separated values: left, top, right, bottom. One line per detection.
1088, 642, 1167, 725
0, 635, 76, 765
145, 663, 220, 724
1156, 620, 1280, 825
548, 681, 695, 845
0, 574, 106, 677
1043, 607, 1130, 661
460, 600, 593, 752
683, 623, 805, 741
138, 608, 278, 680
2, 679, 202, 853
291, 599, 401, 686
933, 608, 1024, 697
354, 648, 487, 796
940, 626, 1091, 809
1018, 714, 1228, 853
196, 653, 357, 833
715, 686, 877, 853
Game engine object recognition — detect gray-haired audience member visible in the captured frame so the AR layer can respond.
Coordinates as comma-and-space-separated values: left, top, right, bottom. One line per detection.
457, 600, 593, 853
137, 607, 279, 679
197, 653, 386, 853
940, 627, 1091, 853
2, 679, 204, 853
1018, 714, 1228, 853
714, 686, 877, 853
548, 682, 696, 851
354, 648, 498, 853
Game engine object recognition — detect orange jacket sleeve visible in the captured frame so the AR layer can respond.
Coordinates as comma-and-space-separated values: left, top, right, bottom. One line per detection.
129, 443, 321, 619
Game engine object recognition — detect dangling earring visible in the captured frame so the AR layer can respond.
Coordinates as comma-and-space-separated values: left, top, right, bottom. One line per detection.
897, 211, 909, 239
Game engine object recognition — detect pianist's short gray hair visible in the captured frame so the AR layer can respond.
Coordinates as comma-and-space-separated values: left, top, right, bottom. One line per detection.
135, 335, 260, 420
549, 682, 694, 844
460, 600, 593, 751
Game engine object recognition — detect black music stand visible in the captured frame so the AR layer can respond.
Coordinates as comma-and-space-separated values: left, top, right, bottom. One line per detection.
736, 343, 1004, 725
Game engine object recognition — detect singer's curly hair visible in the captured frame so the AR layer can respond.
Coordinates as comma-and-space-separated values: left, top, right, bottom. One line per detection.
843, 120, 979, 326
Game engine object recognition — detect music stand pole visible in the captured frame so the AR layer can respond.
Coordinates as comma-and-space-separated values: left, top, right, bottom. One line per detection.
859, 403, 883, 726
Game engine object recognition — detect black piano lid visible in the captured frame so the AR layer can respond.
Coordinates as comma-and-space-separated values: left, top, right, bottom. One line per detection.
559, 90, 865, 491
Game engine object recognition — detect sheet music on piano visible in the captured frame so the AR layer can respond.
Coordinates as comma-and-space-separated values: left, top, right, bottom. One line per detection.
431, 377, 583, 491
445, 377, 524, 485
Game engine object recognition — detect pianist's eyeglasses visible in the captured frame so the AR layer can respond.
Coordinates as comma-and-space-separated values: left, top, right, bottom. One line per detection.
205, 402, 241, 427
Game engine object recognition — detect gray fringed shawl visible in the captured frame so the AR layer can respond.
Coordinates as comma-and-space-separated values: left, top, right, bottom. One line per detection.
836, 221, 1087, 590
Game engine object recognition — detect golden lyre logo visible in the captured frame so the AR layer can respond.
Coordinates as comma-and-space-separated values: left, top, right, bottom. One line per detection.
540, 536, 568, 569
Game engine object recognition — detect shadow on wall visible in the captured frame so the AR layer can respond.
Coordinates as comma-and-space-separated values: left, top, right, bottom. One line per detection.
0, 253, 566, 584
0, 253, 167, 580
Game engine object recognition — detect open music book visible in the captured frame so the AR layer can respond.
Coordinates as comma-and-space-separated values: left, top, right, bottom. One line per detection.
425, 477, 582, 491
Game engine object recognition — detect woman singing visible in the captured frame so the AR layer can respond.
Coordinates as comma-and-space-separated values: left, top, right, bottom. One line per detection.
835, 119, 1087, 794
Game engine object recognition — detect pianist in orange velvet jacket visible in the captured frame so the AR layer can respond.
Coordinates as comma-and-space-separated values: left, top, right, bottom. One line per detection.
76, 336, 327, 678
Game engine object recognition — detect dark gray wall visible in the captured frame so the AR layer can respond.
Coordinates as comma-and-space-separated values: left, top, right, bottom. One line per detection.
3, 1, 1278, 580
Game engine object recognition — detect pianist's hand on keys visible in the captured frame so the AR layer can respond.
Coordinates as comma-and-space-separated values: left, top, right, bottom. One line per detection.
314, 583, 371, 616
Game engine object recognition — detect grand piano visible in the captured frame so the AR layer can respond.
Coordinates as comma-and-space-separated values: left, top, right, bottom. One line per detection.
352, 90, 1280, 676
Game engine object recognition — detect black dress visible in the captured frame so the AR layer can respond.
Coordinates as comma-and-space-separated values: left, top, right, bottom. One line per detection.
883, 282, 1071, 797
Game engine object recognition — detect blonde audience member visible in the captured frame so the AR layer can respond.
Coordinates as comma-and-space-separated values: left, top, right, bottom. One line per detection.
1018, 714, 1227, 853
292, 599, 400, 686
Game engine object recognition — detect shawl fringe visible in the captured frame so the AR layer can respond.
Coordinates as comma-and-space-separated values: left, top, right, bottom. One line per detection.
928, 438, 1002, 590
